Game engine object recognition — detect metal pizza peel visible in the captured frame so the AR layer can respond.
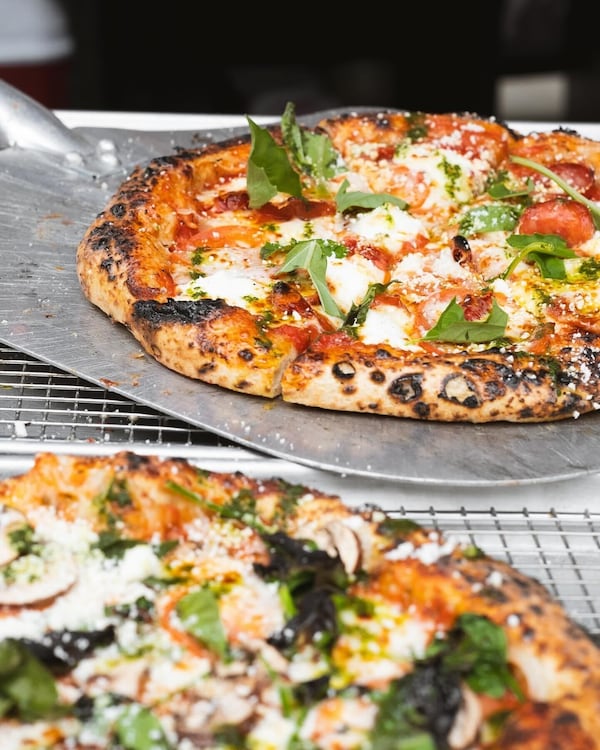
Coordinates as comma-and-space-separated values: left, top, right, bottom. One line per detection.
0, 78, 599, 487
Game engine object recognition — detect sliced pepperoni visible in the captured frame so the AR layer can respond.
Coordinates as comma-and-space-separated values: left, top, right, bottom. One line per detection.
517, 198, 595, 248
461, 291, 493, 322
546, 162, 595, 197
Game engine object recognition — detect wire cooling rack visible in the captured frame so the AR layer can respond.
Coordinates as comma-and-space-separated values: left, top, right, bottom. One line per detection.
0, 342, 599, 637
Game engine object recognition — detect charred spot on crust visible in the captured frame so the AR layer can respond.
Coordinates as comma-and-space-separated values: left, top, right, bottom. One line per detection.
141, 154, 181, 180
389, 374, 422, 402
414, 402, 430, 418
332, 361, 356, 380
440, 374, 479, 408
88, 223, 136, 257
461, 358, 520, 390
122, 452, 152, 471
110, 202, 127, 219
133, 298, 226, 326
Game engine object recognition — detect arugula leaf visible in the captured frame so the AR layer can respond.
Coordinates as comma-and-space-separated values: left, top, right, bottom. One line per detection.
486, 169, 534, 200
115, 703, 172, 750
176, 587, 229, 658
502, 233, 577, 280
335, 178, 407, 213
282, 101, 344, 183
246, 116, 303, 209
423, 297, 508, 344
458, 203, 521, 236
510, 154, 600, 228
278, 239, 348, 318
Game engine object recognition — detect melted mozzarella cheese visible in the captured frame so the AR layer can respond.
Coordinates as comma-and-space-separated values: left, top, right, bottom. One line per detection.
326, 253, 386, 313
347, 204, 426, 253
274, 215, 338, 244
181, 270, 272, 308
395, 145, 488, 209
360, 304, 416, 349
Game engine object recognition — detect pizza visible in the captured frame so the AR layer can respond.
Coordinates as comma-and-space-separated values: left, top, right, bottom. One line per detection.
76, 104, 600, 423
0, 449, 598, 749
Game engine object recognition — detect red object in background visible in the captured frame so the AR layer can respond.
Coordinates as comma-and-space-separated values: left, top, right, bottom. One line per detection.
0, 59, 71, 109
0, 0, 73, 110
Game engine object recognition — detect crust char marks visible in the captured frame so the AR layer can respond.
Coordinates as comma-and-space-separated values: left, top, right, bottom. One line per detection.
129, 298, 295, 397
280, 337, 600, 422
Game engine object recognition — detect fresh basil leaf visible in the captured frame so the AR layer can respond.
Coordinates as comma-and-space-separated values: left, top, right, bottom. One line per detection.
423, 298, 508, 343
278, 239, 348, 318
115, 703, 172, 750
0, 639, 63, 721
335, 178, 407, 213
246, 116, 303, 209
458, 203, 521, 236
342, 280, 398, 331
176, 587, 228, 658
502, 232, 577, 280
282, 101, 344, 183
510, 154, 600, 228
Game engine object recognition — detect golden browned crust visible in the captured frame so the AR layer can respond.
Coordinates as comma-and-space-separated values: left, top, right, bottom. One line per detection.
280, 335, 600, 422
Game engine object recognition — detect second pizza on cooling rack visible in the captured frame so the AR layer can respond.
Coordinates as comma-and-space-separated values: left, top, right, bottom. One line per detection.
0, 450, 599, 748
76, 103, 600, 423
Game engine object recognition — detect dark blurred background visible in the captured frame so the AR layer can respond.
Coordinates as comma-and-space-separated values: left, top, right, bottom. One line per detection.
2, 0, 600, 122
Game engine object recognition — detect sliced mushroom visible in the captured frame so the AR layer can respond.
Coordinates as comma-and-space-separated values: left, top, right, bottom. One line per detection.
0, 544, 77, 606
447, 685, 482, 749
0, 504, 29, 566
313, 520, 362, 574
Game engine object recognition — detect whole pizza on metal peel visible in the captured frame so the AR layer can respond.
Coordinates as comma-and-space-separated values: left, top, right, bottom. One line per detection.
0, 450, 599, 748
77, 104, 600, 422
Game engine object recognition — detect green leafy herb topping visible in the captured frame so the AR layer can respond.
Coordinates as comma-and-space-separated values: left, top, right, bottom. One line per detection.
423, 297, 508, 344
486, 169, 534, 200
405, 112, 428, 141
246, 117, 303, 209
510, 154, 600, 228
176, 587, 229, 659
114, 702, 172, 750
7, 523, 39, 557
459, 203, 521, 236
335, 178, 407, 213
502, 233, 577, 280
370, 613, 522, 749
426, 613, 524, 700
0, 639, 65, 721
342, 281, 398, 334
281, 101, 344, 186
262, 238, 348, 318
246, 102, 344, 209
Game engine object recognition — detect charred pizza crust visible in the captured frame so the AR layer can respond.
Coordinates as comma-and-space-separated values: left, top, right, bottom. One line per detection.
77, 109, 600, 422
0, 451, 599, 748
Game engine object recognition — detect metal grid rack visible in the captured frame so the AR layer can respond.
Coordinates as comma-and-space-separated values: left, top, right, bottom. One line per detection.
0, 342, 599, 638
